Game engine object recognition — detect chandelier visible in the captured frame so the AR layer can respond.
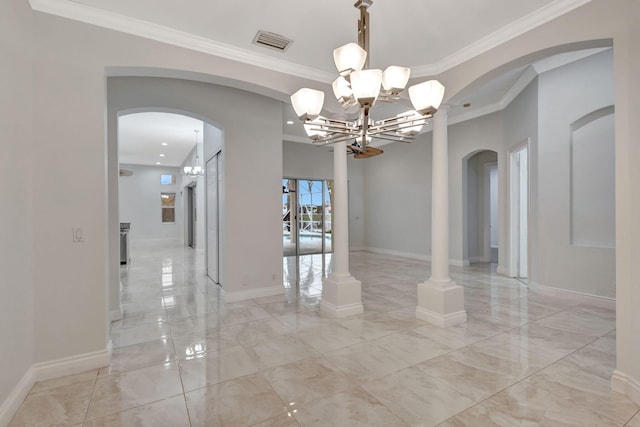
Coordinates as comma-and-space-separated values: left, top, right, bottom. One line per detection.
183, 129, 204, 177
290, 0, 445, 158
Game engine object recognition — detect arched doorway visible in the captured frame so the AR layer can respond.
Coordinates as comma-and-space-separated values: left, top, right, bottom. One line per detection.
463, 150, 499, 266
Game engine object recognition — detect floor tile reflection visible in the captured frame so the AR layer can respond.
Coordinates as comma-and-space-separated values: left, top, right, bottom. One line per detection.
9, 241, 638, 426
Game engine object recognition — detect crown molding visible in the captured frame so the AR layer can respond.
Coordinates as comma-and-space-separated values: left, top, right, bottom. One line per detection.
30, 0, 592, 83
532, 47, 609, 74
411, 0, 593, 78
28, 0, 335, 84
499, 65, 539, 109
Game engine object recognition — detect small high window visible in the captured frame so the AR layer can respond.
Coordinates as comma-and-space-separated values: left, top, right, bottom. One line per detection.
160, 174, 176, 185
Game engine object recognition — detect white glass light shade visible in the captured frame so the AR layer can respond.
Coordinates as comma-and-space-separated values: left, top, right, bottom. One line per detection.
291, 88, 325, 120
382, 66, 410, 93
303, 118, 327, 140
333, 43, 367, 76
332, 76, 352, 101
350, 69, 382, 106
183, 166, 191, 174
192, 165, 203, 174
397, 111, 424, 136
408, 80, 445, 115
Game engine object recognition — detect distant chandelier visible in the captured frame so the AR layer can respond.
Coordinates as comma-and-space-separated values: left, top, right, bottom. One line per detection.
290, 0, 445, 158
183, 129, 204, 177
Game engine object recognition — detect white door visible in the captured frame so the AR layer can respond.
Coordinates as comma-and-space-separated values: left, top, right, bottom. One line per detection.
206, 153, 220, 284
510, 144, 528, 278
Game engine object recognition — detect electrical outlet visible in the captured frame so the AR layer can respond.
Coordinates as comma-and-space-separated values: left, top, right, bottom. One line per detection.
73, 227, 84, 242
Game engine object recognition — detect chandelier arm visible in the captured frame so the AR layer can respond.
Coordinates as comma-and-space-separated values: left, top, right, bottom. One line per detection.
372, 115, 430, 127
313, 134, 365, 146
307, 123, 357, 133
370, 134, 415, 143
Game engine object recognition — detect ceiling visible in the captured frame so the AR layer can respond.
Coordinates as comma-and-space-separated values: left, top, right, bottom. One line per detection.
119, 113, 203, 167
51, 0, 596, 164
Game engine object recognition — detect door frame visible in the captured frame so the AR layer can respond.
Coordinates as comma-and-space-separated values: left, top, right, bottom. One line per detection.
205, 151, 221, 284
509, 139, 530, 278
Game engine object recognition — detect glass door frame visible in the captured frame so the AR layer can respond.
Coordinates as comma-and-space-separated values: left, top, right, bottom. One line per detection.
283, 177, 333, 257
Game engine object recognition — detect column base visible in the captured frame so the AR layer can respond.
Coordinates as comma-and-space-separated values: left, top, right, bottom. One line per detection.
416, 280, 467, 327
321, 274, 363, 318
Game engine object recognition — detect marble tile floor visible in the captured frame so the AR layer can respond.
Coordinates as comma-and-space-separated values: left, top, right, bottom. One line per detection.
10, 241, 640, 426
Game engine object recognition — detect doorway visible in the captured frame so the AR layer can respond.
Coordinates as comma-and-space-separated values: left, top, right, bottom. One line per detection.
510, 142, 529, 279
282, 178, 333, 257
465, 150, 498, 264
185, 184, 196, 248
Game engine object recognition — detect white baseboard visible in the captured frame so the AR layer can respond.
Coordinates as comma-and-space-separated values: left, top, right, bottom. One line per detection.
110, 308, 122, 322
363, 247, 473, 268
349, 246, 367, 252
612, 370, 640, 405
468, 256, 487, 264
364, 246, 430, 261
31, 349, 110, 383
415, 307, 467, 327
496, 265, 508, 275
223, 285, 284, 303
528, 281, 615, 309
320, 300, 364, 318
451, 258, 470, 267
0, 367, 35, 427
0, 348, 110, 427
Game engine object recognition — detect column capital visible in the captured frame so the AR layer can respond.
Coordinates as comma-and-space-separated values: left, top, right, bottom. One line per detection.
435, 104, 451, 114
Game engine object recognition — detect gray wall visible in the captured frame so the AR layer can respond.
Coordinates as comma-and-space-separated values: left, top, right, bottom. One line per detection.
536, 49, 615, 297
503, 78, 539, 278
0, 0, 34, 410
359, 50, 615, 300
450, 112, 505, 266
109, 77, 284, 299
363, 136, 433, 259
118, 164, 183, 241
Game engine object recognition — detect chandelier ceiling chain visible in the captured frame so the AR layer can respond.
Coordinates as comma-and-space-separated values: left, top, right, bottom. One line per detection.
290, 0, 445, 158
183, 129, 204, 177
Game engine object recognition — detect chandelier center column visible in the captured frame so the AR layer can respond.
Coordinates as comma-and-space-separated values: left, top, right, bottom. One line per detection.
416, 106, 467, 327
321, 140, 363, 318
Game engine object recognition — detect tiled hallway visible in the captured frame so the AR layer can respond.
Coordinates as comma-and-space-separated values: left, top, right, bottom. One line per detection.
10, 241, 640, 426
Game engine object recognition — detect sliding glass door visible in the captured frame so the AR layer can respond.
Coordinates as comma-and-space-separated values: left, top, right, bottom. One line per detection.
282, 178, 333, 256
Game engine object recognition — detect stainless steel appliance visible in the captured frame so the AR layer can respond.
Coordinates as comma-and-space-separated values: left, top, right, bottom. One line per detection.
120, 222, 130, 265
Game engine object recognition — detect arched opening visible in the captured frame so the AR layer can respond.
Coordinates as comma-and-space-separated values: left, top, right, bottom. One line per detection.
109, 106, 224, 323
462, 149, 499, 266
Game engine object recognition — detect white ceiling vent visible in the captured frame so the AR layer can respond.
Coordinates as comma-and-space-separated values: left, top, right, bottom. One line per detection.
253, 30, 293, 52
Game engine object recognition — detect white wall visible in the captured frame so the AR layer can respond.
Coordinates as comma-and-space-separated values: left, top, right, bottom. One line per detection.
3, 0, 640, 415
449, 112, 505, 266
108, 77, 283, 299
502, 79, 539, 277
118, 164, 182, 241
0, 0, 34, 420
363, 136, 432, 259
536, 49, 615, 298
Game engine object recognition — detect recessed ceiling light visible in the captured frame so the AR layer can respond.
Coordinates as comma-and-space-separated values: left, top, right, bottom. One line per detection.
160, 154, 165, 157
161, 142, 168, 146
156, 162, 161, 165
286, 120, 294, 125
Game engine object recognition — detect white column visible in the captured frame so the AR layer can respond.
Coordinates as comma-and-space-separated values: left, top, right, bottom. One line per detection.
416, 107, 467, 327
321, 140, 363, 317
